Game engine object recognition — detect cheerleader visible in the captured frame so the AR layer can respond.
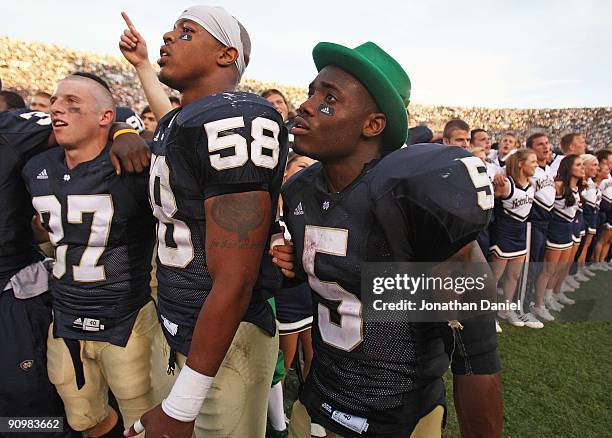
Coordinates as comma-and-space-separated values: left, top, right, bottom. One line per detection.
591, 149, 612, 270
523, 133, 556, 327
489, 149, 538, 327
574, 154, 600, 279
533, 155, 585, 321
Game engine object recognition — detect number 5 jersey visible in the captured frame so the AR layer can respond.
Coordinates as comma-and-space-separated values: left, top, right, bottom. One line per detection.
149, 92, 288, 355
23, 143, 155, 346
282, 144, 500, 437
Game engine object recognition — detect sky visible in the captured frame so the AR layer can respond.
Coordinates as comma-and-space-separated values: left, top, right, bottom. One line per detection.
2, 0, 611, 108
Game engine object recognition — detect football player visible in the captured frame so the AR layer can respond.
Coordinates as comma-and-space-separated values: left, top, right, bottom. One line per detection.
22, 74, 172, 437
0, 76, 150, 437
271, 42, 503, 437
123, 6, 288, 438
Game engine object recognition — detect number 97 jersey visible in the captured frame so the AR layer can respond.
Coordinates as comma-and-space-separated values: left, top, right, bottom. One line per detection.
149, 92, 288, 355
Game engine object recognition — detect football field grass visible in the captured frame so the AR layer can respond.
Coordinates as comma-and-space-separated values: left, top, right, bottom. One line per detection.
285, 270, 612, 437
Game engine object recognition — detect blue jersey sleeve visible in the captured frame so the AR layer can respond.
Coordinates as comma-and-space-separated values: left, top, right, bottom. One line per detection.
0, 111, 52, 161
372, 144, 493, 262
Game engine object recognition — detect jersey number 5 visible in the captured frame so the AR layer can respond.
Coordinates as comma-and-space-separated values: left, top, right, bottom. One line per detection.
459, 156, 494, 210
303, 225, 363, 351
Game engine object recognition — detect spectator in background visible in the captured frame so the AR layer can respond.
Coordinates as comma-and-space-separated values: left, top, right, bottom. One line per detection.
262, 88, 295, 149
0, 90, 26, 112
169, 96, 181, 108
29, 91, 52, 113
442, 118, 470, 148
262, 88, 291, 123
550, 133, 587, 176
471, 128, 492, 155
501, 133, 518, 150
140, 105, 157, 139
2, 36, 611, 149
406, 124, 433, 145
490, 133, 518, 170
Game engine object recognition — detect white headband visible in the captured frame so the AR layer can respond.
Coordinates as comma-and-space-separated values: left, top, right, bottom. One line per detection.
177, 5, 246, 78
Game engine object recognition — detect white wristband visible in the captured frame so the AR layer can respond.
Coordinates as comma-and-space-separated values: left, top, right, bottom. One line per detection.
161, 364, 214, 422
133, 419, 145, 434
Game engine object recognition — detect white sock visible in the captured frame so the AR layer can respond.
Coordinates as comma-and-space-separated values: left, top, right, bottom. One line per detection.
545, 289, 553, 299
267, 382, 286, 432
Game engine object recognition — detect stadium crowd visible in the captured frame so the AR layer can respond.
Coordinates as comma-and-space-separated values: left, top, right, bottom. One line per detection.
1, 7, 610, 438
1, 36, 611, 150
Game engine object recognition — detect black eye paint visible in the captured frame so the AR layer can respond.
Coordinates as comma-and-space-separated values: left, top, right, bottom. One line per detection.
317, 104, 335, 116
179, 34, 192, 41
68, 107, 81, 114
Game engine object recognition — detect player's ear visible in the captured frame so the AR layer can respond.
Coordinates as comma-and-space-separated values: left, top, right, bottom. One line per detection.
218, 46, 239, 67
362, 112, 386, 139
99, 108, 115, 127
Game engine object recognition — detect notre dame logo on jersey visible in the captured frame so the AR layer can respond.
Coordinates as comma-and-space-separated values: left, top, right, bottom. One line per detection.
19, 359, 34, 371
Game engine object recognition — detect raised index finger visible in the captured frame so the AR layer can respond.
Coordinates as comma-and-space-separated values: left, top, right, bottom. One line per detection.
121, 11, 137, 32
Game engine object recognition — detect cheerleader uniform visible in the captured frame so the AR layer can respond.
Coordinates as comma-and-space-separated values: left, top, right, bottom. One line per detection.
601, 177, 612, 230
547, 188, 580, 250
490, 176, 535, 259
529, 165, 556, 261
572, 202, 586, 246
582, 178, 601, 235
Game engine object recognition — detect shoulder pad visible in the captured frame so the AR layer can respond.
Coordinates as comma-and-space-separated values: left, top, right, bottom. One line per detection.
370, 143, 475, 197
177, 92, 276, 127
282, 162, 321, 195
22, 146, 61, 176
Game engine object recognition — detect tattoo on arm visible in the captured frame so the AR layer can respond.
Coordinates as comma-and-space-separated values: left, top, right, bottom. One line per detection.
210, 192, 265, 241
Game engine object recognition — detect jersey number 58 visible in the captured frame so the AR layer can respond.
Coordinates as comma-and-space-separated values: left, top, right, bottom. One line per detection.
204, 116, 280, 171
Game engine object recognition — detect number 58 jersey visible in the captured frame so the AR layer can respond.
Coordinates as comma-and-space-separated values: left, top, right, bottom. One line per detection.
149, 92, 288, 355
22, 143, 155, 346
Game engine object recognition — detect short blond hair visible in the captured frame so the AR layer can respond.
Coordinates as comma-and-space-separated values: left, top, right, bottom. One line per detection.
469, 147, 486, 155
580, 153, 597, 164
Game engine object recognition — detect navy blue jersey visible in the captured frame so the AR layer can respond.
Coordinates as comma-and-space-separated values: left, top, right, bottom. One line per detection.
149, 92, 288, 355
282, 144, 499, 436
23, 143, 155, 346
0, 111, 52, 290
116, 106, 145, 134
